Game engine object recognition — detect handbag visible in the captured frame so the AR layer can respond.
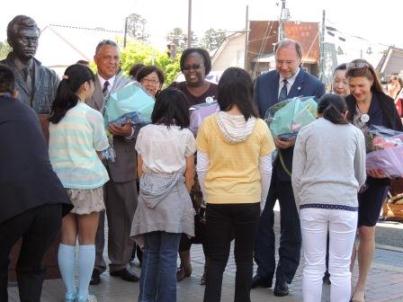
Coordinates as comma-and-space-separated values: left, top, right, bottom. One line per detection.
382, 178, 403, 221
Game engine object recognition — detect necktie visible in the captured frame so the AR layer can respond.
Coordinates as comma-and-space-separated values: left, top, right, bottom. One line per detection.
102, 81, 110, 97
279, 79, 288, 101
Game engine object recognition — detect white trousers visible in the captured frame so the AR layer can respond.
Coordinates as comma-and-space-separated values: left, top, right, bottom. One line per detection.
300, 207, 357, 302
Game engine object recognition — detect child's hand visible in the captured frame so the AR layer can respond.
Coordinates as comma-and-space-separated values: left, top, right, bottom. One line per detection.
109, 122, 132, 136
367, 169, 385, 178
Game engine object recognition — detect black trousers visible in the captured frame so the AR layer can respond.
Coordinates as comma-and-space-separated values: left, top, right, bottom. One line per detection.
203, 203, 260, 302
0, 204, 62, 302
254, 171, 301, 284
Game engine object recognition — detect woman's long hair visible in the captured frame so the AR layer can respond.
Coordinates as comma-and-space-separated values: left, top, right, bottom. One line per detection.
217, 67, 258, 121
49, 64, 95, 124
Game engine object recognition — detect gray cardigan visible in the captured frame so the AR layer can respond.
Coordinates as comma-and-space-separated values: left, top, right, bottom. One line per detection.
292, 118, 366, 208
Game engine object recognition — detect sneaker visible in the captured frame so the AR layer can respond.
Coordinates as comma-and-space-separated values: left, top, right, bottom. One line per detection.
77, 294, 97, 302
64, 291, 77, 302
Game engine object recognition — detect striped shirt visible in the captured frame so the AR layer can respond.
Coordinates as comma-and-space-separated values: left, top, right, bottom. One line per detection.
49, 102, 109, 189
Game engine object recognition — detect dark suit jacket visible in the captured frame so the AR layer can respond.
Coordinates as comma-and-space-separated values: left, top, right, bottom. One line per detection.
346, 92, 403, 131
87, 72, 138, 183
0, 95, 71, 224
254, 69, 325, 181
0, 54, 59, 114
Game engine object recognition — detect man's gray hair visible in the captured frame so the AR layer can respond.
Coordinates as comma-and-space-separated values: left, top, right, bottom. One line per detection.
274, 39, 302, 59
95, 39, 118, 55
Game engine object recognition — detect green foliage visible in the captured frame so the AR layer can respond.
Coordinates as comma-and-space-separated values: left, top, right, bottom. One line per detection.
0, 41, 11, 60
120, 40, 181, 86
201, 28, 227, 51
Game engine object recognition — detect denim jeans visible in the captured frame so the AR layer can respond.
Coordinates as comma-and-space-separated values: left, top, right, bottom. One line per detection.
138, 231, 181, 302
203, 203, 260, 302
300, 208, 357, 302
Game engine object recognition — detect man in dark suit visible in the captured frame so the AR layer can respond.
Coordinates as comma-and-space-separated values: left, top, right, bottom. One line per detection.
0, 64, 71, 302
87, 40, 139, 285
253, 39, 325, 296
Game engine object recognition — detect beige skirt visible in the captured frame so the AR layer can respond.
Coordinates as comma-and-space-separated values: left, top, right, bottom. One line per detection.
66, 187, 105, 215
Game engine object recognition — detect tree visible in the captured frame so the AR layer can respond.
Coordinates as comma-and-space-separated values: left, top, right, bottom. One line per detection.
0, 41, 11, 60
120, 40, 181, 85
125, 13, 149, 42
166, 28, 198, 51
201, 28, 227, 51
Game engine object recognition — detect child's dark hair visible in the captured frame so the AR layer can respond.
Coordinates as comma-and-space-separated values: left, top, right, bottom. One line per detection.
217, 67, 258, 120
151, 88, 190, 128
0, 64, 15, 94
49, 64, 95, 124
318, 93, 348, 125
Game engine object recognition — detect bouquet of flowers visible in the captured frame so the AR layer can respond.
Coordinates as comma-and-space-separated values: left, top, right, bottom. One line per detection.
189, 101, 219, 135
264, 96, 318, 139
366, 125, 403, 178
104, 82, 155, 127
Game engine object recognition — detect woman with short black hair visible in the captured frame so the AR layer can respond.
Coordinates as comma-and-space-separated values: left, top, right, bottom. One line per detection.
170, 47, 218, 284
136, 65, 164, 97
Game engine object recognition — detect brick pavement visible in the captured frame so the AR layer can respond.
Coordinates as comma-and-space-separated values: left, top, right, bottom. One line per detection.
7, 206, 403, 301
7, 243, 403, 302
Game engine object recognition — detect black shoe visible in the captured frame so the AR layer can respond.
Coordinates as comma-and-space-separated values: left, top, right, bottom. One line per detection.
273, 280, 289, 297
110, 268, 139, 282
90, 270, 101, 285
251, 275, 272, 289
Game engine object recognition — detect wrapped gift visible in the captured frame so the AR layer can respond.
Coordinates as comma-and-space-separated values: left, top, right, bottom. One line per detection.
104, 82, 155, 127
264, 96, 318, 139
365, 125, 403, 178
189, 101, 219, 135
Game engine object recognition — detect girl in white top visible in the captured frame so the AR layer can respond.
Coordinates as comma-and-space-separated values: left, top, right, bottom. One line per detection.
292, 93, 366, 302
130, 88, 196, 302
49, 64, 109, 302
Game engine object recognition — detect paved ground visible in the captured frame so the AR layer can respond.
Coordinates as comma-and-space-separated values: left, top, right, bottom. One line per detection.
8, 209, 403, 302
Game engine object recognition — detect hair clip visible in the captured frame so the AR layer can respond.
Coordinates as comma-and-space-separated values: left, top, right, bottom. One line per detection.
62, 75, 69, 80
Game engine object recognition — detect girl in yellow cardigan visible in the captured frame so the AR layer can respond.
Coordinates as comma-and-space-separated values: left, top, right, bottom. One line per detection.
196, 67, 275, 302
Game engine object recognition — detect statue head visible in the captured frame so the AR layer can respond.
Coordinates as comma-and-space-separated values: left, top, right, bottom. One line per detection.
7, 15, 40, 62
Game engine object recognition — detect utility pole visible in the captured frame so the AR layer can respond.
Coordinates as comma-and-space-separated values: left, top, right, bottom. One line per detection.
278, 0, 290, 42
319, 9, 326, 81
187, 0, 192, 48
244, 5, 249, 70
123, 17, 128, 48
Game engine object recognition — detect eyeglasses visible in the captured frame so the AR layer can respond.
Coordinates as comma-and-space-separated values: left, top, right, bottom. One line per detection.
141, 78, 160, 85
182, 64, 202, 71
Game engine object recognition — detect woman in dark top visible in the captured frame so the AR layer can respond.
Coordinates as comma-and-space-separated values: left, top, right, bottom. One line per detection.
170, 48, 218, 284
345, 59, 403, 302
171, 47, 218, 107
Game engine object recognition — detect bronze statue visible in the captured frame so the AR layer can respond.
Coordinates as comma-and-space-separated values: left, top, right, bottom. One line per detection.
0, 15, 59, 114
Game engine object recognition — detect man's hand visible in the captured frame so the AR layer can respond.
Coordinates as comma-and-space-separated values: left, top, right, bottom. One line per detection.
367, 169, 385, 179
274, 137, 296, 149
108, 122, 132, 137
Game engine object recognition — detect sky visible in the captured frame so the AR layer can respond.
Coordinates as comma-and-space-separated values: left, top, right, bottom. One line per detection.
1, 0, 402, 51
